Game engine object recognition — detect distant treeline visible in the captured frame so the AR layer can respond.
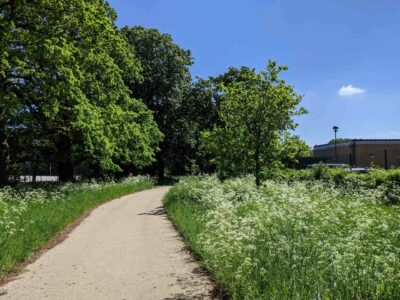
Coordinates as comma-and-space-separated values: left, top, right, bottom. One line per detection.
0, 0, 309, 185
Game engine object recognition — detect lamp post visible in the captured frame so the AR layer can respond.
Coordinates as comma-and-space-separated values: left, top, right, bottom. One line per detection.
333, 126, 339, 163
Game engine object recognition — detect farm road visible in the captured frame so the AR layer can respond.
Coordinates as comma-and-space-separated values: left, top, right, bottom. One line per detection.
0, 187, 214, 299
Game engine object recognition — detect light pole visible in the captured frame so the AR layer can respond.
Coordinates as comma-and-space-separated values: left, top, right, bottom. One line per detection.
333, 126, 339, 163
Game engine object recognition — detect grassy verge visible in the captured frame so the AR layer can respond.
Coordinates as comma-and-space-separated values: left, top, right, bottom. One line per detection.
0, 176, 154, 279
164, 176, 400, 299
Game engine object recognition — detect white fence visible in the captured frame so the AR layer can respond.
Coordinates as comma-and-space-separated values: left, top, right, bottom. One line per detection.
19, 175, 59, 182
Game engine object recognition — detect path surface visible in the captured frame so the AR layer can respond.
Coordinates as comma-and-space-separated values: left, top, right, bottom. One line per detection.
0, 187, 214, 299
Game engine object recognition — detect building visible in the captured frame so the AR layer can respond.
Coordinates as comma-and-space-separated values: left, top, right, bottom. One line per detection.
313, 139, 400, 169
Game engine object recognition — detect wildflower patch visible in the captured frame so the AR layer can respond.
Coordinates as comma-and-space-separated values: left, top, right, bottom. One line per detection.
164, 176, 400, 299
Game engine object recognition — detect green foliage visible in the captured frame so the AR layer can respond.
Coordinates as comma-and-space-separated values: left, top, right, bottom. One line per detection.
175, 68, 263, 175
0, 1, 162, 183
312, 163, 331, 180
1, 2, 312, 182
328, 138, 353, 144
387, 169, 400, 184
201, 61, 306, 185
281, 167, 400, 205
164, 176, 400, 299
175, 78, 223, 174
0, 176, 154, 278
381, 182, 400, 204
121, 26, 193, 176
279, 134, 311, 167
284, 167, 400, 186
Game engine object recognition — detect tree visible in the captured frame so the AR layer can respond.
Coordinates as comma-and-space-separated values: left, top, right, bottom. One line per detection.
279, 134, 311, 168
176, 67, 263, 174
0, 0, 21, 184
165, 78, 220, 174
328, 138, 353, 144
0, 1, 162, 184
121, 26, 193, 177
201, 61, 306, 186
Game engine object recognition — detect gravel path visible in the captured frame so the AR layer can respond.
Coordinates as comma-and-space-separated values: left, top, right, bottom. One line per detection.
0, 187, 214, 299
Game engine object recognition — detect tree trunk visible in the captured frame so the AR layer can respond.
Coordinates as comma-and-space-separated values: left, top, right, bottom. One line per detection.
154, 147, 165, 179
0, 120, 10, 186
32, 162, 37, 183
255, 143, 261, 187
58, 161, 74, 182
56, 136, 74, 182
0, 146, 9, 186
158, 158, 165, 179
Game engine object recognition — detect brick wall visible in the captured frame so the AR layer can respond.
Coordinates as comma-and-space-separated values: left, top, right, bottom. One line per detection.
313, 140, 400, 168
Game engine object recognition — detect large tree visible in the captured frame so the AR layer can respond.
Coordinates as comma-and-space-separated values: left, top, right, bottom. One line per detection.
176, 68, 261, 174
201, 61, 306, 185
121, 26, 193, 177
0, 0, 162, 184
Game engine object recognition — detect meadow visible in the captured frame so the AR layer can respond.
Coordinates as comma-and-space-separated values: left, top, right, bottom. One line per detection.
0, 176, 154, 279
164, 175, 400, 299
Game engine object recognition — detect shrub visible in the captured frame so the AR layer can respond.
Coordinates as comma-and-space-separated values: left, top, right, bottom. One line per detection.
387, 169, 400, 184
280, 166, 400, 189
312, 163, 330, 180
381, 182, 400, 204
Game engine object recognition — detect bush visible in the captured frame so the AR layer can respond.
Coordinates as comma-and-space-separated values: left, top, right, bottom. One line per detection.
387, 169, 400, 184
312, 163, 330, 180
381, 182, 400, 204
280, 166, 400, 190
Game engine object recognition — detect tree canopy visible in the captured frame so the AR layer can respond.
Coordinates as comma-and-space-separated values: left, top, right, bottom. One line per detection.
0, 0, 162, 184
280, 134, 312, 168
1, 2, 309, 185
328, 138, 353, 145
121, 26, 193, 177
201, 61, 306, 185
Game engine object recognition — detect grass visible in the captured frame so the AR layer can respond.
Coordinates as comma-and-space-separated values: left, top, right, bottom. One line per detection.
0, 176, 154, 279
164, 175, 400, 299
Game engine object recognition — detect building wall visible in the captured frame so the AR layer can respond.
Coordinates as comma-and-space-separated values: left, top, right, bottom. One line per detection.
313, 143, 352, 164
313, 141, 400, 168
354, 142, 400, 169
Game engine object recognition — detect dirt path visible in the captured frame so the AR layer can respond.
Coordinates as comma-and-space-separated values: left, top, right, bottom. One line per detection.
0, 187, 215, 299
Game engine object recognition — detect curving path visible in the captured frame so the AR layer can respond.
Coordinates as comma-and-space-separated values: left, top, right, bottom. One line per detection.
0, 187, 214, 299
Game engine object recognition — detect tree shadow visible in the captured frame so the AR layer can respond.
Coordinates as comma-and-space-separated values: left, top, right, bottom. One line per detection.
156, 177, 180, 186
164, 293, 207, 300
138, 206, 166, 216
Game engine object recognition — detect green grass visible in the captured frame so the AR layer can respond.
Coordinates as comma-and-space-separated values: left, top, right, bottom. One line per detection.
164, 176, 400, 299
0, 176, 154, 279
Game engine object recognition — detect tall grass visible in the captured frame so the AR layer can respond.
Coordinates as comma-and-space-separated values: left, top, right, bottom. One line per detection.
0, 176, 154, 279
164, 176, 400, 299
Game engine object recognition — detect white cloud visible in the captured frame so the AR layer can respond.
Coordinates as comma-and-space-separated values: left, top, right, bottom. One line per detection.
338, 84, 366, 96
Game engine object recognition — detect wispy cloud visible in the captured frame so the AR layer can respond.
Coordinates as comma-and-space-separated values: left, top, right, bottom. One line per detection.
338, 84, 366, 96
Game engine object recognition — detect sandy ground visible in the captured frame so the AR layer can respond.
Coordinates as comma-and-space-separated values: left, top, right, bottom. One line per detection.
0, 187, 215, 300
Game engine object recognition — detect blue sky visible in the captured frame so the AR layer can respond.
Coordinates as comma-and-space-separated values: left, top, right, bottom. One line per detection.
109, 0, 400, 146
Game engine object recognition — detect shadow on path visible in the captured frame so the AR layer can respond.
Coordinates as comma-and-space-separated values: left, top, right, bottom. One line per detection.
138, 206, 166, 216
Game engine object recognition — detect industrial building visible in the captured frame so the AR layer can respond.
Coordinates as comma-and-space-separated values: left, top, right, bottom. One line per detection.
313, 139, 400, 169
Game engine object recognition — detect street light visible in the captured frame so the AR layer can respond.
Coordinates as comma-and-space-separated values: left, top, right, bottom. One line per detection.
333, 126, 339, 163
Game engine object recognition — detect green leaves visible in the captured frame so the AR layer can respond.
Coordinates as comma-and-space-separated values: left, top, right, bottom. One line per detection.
1, 2, 310, 184
121, 26, 193, 176
201, 61, 307, 184
0, 0, 162, 182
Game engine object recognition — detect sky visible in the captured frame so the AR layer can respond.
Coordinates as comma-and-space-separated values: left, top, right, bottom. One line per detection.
109, 0, 400, 146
